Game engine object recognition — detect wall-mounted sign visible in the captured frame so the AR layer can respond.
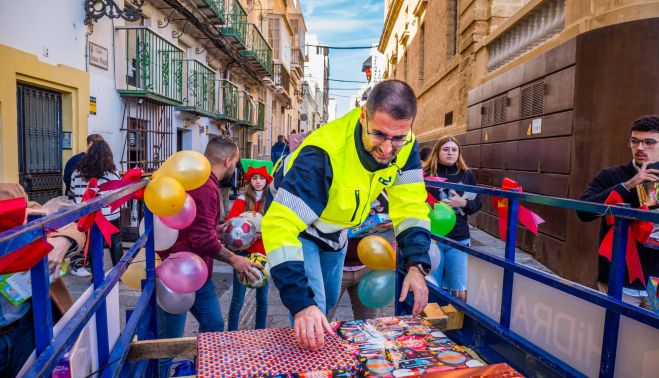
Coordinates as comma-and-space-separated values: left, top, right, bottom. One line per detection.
90, 96, 97, 115
62, 132, 72, 149
89, 42, 108, 70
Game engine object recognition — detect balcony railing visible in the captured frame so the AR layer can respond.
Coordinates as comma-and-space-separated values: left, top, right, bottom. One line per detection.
175, 59, 218, 117
219, 80, 238, 121
220, 0, 248, 49
241, 24, 273, 76
117, 27, 184, 105
274, 63, 291, 98
238, 91, 256, 126
193, 0, 225, 23
254, 101, 265, 130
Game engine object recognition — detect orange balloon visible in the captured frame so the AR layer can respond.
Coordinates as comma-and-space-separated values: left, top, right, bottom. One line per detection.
121, 248, 162, 290
158, 150, 211, 191
357, 235, 396, 270
144, 176, 186, 216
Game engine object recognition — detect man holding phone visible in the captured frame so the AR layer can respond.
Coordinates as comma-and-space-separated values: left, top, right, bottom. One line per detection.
578, 115, 659, 309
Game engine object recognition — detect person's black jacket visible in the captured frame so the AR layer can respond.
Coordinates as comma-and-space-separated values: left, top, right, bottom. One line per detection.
426, 164, 481, 241
577, 161, 659, 289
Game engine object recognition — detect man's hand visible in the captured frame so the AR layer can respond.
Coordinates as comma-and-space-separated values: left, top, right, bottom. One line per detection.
443, 190, 467, 208
229, 253, 263, 282
399, 266, 428, 315
623, 162, 659, 189
294, 305, 334, 351
47, 237, 71, 276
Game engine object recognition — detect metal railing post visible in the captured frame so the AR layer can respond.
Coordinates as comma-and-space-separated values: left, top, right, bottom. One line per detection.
500, 198, 519, 328
599, 212, 629, 377
30, 256, 53, 356
91, 224, 110, 371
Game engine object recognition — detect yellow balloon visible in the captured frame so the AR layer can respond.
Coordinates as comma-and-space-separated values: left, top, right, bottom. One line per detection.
121, 248, 162, 290
158, 151, 211, 191
357, 235, 396, 270
144, 176, 186, 216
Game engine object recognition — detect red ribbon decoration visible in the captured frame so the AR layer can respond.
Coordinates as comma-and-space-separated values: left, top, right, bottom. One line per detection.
98, 167, 145, 211
491, 178, 545, 241
597, 190, 652, 286
77, 178, 119, 264
423, 174, 447, 206
0, 197, 54, 274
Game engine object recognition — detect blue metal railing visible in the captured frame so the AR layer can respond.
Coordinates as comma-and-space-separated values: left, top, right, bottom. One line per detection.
395, 180, 659, 378
0, 180, 158, 377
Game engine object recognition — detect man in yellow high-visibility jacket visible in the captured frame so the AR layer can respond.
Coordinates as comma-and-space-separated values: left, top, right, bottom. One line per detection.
262, 80, 431, 350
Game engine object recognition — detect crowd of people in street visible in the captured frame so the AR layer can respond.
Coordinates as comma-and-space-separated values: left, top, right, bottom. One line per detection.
2, 77, 659, 376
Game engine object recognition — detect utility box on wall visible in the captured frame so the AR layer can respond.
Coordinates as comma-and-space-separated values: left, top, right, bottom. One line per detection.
462, 18, 659, 286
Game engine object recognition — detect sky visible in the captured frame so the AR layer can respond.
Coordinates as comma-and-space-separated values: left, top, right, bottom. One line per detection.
300, 0, 384, 116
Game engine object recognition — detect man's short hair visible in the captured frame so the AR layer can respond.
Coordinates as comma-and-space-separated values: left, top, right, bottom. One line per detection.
631, 115, 659, 133
365, 79, 417, 120
277, 135, 284, 141
86, 134, 104, 145
205, 136, 238, 165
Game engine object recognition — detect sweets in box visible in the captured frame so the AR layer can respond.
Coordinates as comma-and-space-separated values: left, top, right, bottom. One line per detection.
196, 327, 359, 377
337, 316, 484, 377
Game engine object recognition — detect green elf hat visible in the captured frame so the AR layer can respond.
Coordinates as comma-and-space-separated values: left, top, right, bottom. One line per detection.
240, 159, 273, 175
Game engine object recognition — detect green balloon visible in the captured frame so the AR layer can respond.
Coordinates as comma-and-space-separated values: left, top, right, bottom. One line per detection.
429, 202, 457, 236
358, 270, 396, 308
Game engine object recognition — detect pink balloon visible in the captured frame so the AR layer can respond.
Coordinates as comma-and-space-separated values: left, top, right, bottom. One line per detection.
156, 252, 207, 294
159, 194, 197, 230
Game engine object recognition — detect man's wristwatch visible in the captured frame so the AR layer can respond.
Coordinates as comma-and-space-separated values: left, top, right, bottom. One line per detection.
408, 263, 430, 276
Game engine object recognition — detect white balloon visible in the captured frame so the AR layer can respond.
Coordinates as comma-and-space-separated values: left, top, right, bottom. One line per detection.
428, 241, 442, 274
139, 216, 179, 251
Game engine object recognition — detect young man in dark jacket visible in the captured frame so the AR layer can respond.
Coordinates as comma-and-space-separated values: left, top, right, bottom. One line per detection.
271, 135, 289, 164
578, 115, 659, 309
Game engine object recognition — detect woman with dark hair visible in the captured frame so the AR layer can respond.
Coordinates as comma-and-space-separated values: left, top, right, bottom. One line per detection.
70, 140, 122, 275
424, 136, 481, 302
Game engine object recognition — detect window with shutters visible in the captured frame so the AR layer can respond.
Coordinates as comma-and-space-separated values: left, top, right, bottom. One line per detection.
268, 18, 280, 60
521, 80, 545, 118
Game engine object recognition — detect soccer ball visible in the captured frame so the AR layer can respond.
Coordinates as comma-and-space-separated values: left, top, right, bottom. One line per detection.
238, 253, 270, 288
222, 217, 256, 251
239, 211, 263, 231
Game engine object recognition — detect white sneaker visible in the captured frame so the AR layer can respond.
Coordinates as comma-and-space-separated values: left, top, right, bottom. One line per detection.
70, 267, 91, 277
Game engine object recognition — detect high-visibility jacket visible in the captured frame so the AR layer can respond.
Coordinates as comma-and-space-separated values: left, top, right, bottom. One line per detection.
262, 107, 431, 315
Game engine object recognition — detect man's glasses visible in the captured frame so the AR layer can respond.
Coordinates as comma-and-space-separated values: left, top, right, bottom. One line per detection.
629, 138, 658, 149
365, 118, 413, 148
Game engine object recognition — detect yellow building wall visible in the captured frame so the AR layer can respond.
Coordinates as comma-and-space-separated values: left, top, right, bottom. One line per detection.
0, 44, 89, 183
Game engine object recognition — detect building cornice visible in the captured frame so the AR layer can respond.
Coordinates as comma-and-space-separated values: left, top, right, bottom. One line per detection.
378, 0, 404, 53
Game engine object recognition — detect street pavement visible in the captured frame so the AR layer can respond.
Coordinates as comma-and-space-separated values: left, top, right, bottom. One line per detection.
62, 225, 552, 338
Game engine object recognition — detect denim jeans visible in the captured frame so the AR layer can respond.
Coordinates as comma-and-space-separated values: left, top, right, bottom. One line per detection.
228, 270, 269, 330
158, 279, 223, 377
297, 237, 347, 317
431, 239, 470, 291
0, 309, 34, 376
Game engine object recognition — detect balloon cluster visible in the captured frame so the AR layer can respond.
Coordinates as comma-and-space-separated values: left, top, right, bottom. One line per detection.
121, 150, 212, 314
356, 236, 397, 308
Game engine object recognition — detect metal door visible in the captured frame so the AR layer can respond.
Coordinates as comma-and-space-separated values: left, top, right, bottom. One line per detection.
17, 84, 63, 205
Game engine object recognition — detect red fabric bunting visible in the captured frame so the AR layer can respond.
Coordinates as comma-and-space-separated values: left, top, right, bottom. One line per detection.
491, 178, 545, 241
0, 197, 54, 274
98, 167, 145, 211
597, 190, 652, 286
424, 174, 447, 206
77, 178, 119, 264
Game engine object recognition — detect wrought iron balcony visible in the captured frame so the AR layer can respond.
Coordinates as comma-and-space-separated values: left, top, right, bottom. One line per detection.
117, 27, 184, 104
273, 63, 291, 98
220, 0, 247, 49
191, 0, 225, 24
241, 24, 273, 76
175, 59, 218, 118
218, 80, 238, 121
238, 91, 256, 127
253, 100, 265, 131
